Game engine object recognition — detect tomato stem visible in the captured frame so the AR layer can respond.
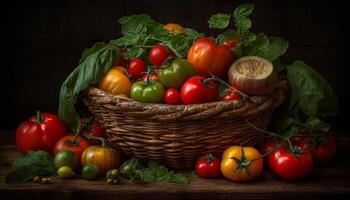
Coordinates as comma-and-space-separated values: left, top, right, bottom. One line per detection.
205, 153, 214, 163
206, 72, 249, 99
32, 111, 43, 124
251, 143, 282, 162
84, 135, 108, 147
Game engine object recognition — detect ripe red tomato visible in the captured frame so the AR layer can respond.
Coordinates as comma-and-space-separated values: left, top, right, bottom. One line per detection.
128, 59, 147, 80
260, 139, 280, 155
81, 119, 106, 146
187, 37, 234, 77
53, 135, 90, 159
164, 88, 181, 105
268, 146, 313, 181
196, 154, 221, 178
16, 111, 68, 154
293, 134, 336, 165
221, 92, 241, 101
149, 44, 175, 66
181, 76, 219, 104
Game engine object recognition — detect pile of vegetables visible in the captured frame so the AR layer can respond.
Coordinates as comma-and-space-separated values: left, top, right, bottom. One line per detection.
4, 3, 339, 184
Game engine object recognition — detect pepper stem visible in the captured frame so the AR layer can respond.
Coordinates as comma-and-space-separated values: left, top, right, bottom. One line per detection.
32, 111, 43, 123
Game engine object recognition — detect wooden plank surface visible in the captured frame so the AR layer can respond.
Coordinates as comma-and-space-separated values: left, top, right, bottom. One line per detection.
1, 131, 350, 199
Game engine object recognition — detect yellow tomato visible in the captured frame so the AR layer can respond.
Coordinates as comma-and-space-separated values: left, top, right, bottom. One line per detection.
99, 66, 132, 97
220, 146, 263, 182
164, 23, 183, 33
81, 146, 119, 175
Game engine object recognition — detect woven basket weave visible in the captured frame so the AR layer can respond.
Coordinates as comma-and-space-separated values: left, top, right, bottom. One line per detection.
82, 78, 287, 169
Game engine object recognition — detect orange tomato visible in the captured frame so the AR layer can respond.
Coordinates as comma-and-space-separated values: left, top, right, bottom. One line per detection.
99, 66, 132, 97
187, 37, 234, 77
81, 145, 119, 175
220, 146, 263, 182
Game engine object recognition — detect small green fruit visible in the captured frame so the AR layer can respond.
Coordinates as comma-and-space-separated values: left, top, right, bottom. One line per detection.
54, 150, 78, 170
57, 166, 76, 179
82, 164, 99, 180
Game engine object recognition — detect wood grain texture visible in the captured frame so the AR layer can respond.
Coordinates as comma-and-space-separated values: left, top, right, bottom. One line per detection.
1, 131, 350, 200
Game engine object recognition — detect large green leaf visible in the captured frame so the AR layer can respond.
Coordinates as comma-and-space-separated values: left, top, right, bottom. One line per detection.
58, 45, 120, 132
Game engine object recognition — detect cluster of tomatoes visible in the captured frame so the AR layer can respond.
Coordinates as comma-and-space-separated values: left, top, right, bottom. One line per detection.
99, 37, 243, 105
195, 134, 336, 182
16, 111, 119, 180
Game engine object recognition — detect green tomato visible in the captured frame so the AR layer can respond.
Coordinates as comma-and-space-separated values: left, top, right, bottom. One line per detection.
54, 150, 78, 170
82, 164, 100, 180
57, 166, 76, 179
158, 58, 195, 89
131, 81, 165, 103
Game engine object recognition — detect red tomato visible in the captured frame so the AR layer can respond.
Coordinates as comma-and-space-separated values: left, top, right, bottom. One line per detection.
221, 92, 241, 101
164, 88, 181, 105
293, 134, 336, 165
53, 135, 90, 159
187, 37, 234, 77
149, 44, 175, 66
128, 59, 147, 80
223, 40, 237, 49
181, 76, 218, 104
268, 146, 313, 181
81, 119, 106, 146
195, 154, 221, 178
16, 111, 68, 154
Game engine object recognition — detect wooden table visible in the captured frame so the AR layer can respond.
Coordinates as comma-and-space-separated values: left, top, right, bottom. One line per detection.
1, 131, 350, 200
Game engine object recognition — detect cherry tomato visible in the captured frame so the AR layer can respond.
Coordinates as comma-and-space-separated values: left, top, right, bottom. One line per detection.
293, 134, 336, 165
195, 154, 221, 179
53, 135, 90, 159
163, 88, 181, 105
268, 146, 313, 181
128, 59, 147, 80
180, 76, 218, 104
149, 44, 175, 66
16, 111, 68, 154
221, 92, 241, 101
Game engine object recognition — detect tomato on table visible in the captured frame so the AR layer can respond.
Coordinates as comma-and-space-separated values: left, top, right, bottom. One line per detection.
196, 153, 221, 179
16, 111, 68, 154
221, 146, 263, 182
268, 146, 313, 181
293, 134, 336, 165
54, 135, 90, 159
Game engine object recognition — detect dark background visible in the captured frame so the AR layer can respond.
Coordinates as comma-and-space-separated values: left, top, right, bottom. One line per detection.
1, 0, 348, 131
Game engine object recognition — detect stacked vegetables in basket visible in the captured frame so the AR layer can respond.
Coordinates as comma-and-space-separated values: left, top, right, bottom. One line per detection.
4, 3, 339, 184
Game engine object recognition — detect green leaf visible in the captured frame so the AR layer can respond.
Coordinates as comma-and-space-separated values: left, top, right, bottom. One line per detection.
233, 3, 254, 33
58, 45, 120, 132
119, 14, 166, 36
305, 117, 330, 133
183, 28, 204, 40
79, 42, 105, 64
256, 36, 289, 61
241, 34, 289, 61
217, 29, 239, 44
124, 46, 146, 60
233, 3, 255, 19
170, 173, 189, 184
286, 60, 339, 118
5, 165, 35, 183
13, 151, 53, 168
208, 13, 231, 29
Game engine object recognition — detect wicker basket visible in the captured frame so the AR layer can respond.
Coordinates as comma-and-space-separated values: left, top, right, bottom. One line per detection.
82, 78, 287, 169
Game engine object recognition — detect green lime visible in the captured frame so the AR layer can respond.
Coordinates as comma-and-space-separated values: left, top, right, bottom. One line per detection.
57, 166, 76, 179
82, 164, 99, 180
54, 150, 78, 170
